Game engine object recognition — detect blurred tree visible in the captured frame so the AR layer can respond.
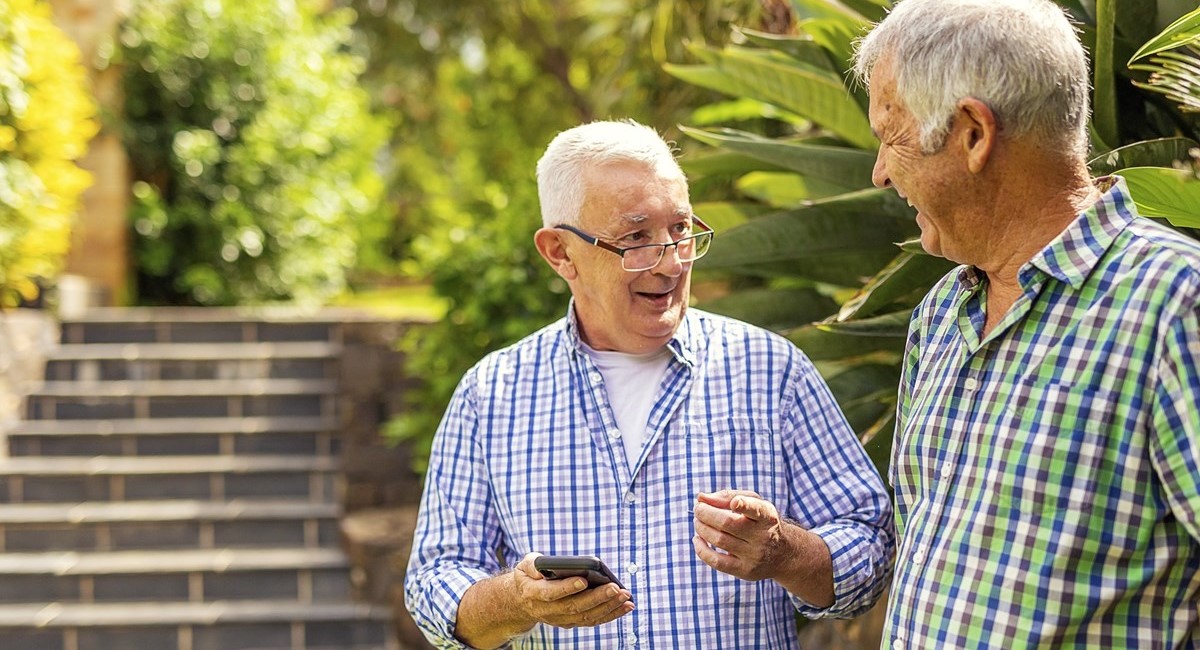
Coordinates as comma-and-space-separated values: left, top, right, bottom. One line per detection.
345, 0, 767, 467
118, 0, 389, 305
0, 0, 98, 307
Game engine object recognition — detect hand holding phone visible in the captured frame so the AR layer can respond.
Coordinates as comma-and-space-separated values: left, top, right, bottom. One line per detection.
533, 555, 625, 590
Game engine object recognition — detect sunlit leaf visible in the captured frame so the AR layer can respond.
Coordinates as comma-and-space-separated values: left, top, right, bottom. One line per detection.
1089, 137, 1200, 174
680, 126, 876, 188
1128, 5, 1200, 63
1118, 166, 1200, 227
817, 310, 911, 337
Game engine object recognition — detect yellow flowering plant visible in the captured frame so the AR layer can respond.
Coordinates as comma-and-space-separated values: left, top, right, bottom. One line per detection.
0, 0, 97, 306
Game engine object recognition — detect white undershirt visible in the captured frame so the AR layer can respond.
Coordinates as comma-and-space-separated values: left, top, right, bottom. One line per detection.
581, 343, 672, 468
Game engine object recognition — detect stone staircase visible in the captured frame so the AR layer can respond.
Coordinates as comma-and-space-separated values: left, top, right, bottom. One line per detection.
0, 310, 397, 650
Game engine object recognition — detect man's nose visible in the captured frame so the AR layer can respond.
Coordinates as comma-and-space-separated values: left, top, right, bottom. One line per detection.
651, 244, 685, 277
871, 152, 891, 189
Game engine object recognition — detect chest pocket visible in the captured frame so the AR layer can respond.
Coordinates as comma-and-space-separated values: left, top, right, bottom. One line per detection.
681, 417, 778, 504
984, 379, 1128, 518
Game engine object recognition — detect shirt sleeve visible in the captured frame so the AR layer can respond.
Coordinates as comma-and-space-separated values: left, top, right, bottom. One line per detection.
1149, 301, 1200, 543
781, 351, 896, 620
404, 369, 506, 649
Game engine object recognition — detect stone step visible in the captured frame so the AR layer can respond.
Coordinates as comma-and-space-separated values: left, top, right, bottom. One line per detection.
8, 416, 340, 458
0, 456, 340, 503
0, 500, 341, 552
24, 393, 333, 421
0, 548, 354, 604
47, 341, 341, 362
60, 308, 347, 345
34, 379, 338, 398
46, 356, 333, 383
0, 600, 396, 650
9, 430, 338, 459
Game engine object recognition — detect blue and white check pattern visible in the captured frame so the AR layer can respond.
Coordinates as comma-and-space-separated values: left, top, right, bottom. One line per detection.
885, 177, 1200, 649
406, 307, 894, 649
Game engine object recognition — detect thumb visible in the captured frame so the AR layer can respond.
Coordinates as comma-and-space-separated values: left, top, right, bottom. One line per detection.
730, 495, 770, 521
517, 552, 545, 579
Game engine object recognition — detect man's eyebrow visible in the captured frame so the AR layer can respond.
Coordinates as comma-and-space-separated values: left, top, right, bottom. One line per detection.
621, 214, 649, 224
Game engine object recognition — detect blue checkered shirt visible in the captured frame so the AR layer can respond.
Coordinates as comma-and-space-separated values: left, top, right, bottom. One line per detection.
406, 307, 894, 649
885, 177, 1200, 649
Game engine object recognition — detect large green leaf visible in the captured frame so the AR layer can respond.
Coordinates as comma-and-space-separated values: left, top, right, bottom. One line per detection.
824, 362, 901, 406
1089, 137, 1200, 174
1118, 166, 1200, 227
735, 28, 840, 71
1093, 0, 1120, 148
788, 324, 904, 361
665, 45, 877, 149
736, 171, 858, 205
681, 150, 789, 178
697, 188, 917, 275
681, 126, 876, 188
699, 287, 838, 332
818, 310, 911, 337
692, 201, 778, 231
836, 251, 957, 321
1128, 5, 1200, 63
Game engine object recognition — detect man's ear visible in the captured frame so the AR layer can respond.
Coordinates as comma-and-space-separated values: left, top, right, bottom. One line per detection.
534, 228, 578, 280
956, 97, 998, 174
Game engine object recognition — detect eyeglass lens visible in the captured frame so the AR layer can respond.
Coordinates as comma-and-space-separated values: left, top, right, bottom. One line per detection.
623, 232, 712, 271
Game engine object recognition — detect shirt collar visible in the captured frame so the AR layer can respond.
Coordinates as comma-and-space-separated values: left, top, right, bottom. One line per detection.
564, 298, 698, 368
1021, 175, 1136, 289
955, 176, 1137, 292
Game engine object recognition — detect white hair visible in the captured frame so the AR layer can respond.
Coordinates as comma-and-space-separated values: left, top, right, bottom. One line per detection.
852, 0, 1090, 156
535, 119, 686, 227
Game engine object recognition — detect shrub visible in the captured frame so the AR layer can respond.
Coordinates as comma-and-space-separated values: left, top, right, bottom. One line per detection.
0, 0, 97, 306
118, 0, 388, 305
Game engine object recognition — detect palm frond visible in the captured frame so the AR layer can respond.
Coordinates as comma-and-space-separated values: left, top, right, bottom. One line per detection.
1130, 45, 1200, 113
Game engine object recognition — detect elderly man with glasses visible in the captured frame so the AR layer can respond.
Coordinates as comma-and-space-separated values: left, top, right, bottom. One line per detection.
405, 119, 894, 649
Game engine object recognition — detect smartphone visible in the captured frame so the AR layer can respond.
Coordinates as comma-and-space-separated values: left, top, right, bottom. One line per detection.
533, 555, 625, 590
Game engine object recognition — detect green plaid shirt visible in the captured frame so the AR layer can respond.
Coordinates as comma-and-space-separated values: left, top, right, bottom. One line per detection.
885, 177, 1200, 649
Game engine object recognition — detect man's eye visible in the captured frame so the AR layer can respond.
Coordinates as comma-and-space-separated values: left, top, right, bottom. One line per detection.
621, 232, 647, 244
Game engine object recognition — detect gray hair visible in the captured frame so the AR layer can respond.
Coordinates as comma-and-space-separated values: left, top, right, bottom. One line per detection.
536, 119, 685, 228
852, 0, 1090, 156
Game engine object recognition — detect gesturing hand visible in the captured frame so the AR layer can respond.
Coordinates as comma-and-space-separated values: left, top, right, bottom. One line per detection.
691, 489, 789, 582
510, 553, 634, 630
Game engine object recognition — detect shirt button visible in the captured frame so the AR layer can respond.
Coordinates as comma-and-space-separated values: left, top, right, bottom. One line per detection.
912, 548, 925, 564
625, 633, 638, 646
624, 492, 637, 504
589, 372, 602, 385
627, 562, 639, 574
609, 428, 622, 440
963, 376, 979, 392
894, 639, 905, 650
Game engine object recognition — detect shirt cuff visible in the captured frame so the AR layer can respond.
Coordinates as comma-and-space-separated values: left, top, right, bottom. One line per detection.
409, 565, 495, 649
791, 522, 883, 619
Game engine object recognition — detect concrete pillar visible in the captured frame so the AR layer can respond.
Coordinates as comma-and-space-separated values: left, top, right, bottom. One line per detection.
50, 0, 131, 307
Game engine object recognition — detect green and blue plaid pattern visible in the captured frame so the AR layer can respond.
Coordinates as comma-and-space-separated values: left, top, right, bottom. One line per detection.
885, 178, 1200, 649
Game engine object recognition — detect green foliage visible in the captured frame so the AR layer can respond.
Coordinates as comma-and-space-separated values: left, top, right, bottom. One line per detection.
118, 0, 388, 305
0, 0, 97, 306
351, 0, 763, 469
670, 0, 1200, 475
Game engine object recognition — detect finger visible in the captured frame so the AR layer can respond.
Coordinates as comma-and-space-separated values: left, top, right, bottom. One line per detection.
730, 495, 775, 522
694, 517, 750, 554
580, 592, 635, 626
696, 489, 761, 509
516, 552, 544, 579
524, 573, 590, 602
543, 584, 630, 626
693, 534, 743, 576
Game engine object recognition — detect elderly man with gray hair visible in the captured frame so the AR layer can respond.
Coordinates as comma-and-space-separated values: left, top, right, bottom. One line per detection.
404, 119, 894, 649
853, 0, 1200, 648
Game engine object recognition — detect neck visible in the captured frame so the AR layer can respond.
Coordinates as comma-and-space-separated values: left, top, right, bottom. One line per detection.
973, 145, 1097, 293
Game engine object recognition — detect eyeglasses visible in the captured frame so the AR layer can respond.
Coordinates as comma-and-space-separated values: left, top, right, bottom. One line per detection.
554, 217, 715, 272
